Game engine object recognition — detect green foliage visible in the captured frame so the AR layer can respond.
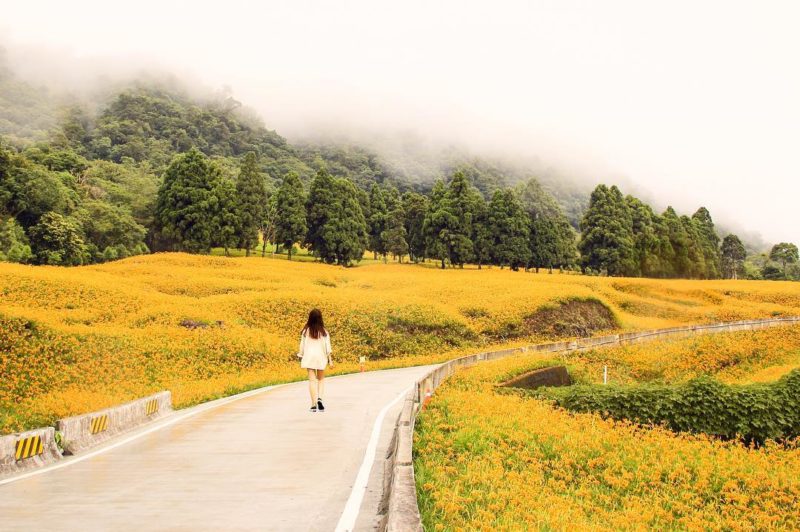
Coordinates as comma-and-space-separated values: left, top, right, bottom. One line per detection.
87, 86, 290, 167
422, 173, 481, 269
274, 171, 307, 260
155, 148, 226, 253
76, 200, 147, 261
579, 185, 637, 276
402, 191, 428, 262
422, 180, 453, 269
721, 234, 747, 279
367, 183, 388, 258
444, 171, 481, 267
539, 370, 800, 445
0, 52, 60, 144
487, 189, 530, 270
321, 178, 368, 266
692, 207, 721, 279
518, 178, 576, 272
305, 167, 337, 259
0, 58, 786, 276
770, 242, 799, 278
471, 195, 492, 268
234, 152, 267, 254
211, 175, 239, 255
382, 206, 409, 261
28, 211, 88, 265
580, 184, 730, 280
0, 217, 32, 262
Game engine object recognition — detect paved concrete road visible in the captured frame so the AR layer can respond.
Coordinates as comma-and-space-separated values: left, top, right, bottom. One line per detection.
0, 365, 435, 531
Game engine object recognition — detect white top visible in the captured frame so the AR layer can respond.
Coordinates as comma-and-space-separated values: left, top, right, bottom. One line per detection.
298, 330, 332, 370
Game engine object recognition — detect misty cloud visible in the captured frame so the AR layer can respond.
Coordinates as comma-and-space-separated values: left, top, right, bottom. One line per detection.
2, 0, 798, 245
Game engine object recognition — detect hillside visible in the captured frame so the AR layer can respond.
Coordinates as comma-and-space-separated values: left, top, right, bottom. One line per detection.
1, 55, 794, 281
415, 327, 800, 530
2, 252, 800, 433
0, 52, 587, 216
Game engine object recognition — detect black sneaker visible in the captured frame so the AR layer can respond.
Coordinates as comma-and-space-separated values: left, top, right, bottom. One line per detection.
317, 399, 325, 412
310, 405, 317, 413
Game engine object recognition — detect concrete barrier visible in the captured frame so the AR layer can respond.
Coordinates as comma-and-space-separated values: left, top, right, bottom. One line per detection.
381, 315, 800, 531
500, 366, 571, 389
56, 391, 172, 455
0, 427, 62, 476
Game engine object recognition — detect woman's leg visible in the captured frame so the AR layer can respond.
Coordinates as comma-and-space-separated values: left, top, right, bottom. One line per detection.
307, 369, 318, 405
316, 370, 325, 401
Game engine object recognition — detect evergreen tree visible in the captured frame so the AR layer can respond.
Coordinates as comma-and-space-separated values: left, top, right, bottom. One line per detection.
305, 168, 336, 260
681, 215, 707, 279
383, 184, 402, 212
402, 191, 428, 263
578, 185, 636, 276
529, 217, 558, 272
212, 177, 239, 256
367, 183, 388, 259
472, 195, 493, 269
488, 189, 530, 270
520, 178, 576, 272
661, 207, 691, 277
155, 148, 224, 253
721, 234, 746, 279
443, 170, 479, 267
626, 196, 661, 277
423, 180, 456, 269
691, 207, 721, 278
274, 171, 307, 260
322, 178, 368, 266
234, 152, 267, 256
260, 194, 278, 257
553, 218, 577, 270
382, 206, 409, 262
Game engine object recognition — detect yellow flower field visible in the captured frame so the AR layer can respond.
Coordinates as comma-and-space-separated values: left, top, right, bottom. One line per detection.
415, 338, 800, 531
2, 252, 800, 433
567, 324, 800, 385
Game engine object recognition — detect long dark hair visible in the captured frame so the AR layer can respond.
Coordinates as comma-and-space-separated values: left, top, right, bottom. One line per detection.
302, 308, 327, 339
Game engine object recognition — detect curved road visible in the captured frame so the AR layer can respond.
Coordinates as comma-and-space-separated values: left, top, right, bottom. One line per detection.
0, 365, 435, 531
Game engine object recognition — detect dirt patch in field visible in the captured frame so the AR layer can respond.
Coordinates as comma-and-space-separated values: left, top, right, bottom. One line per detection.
524, 298, 617, 338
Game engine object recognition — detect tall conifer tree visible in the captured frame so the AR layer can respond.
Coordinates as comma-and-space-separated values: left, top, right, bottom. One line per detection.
578, 185, 636, 276
275, 171, 307, 260
156, 148, 225, 253
234, 152, 267, 256
305, 168, 336, 260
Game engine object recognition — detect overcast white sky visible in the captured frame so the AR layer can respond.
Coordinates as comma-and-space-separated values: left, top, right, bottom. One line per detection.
2, 1, 799, 245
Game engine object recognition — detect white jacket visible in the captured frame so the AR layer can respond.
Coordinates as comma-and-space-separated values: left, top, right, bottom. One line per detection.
298, 330, 332, 370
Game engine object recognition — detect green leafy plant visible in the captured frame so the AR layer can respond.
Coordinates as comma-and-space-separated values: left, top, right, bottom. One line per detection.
533, 369, 800, 445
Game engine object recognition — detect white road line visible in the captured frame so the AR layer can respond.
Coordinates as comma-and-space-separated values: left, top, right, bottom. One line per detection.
335, 386, 410, 532
0, 382, 289, 487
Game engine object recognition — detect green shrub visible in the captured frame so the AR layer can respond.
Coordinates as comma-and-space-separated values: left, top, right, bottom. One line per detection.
535, 369, 800, 445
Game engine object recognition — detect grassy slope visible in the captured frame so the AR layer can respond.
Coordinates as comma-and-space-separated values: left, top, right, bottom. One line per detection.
2, 252, 800, 432
415, 329, 800, 530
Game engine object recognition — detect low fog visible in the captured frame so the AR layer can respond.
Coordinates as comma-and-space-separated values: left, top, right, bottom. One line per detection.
3, 0, 799, 246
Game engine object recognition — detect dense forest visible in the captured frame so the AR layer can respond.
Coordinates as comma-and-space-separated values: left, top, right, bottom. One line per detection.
0, 55, 797, 279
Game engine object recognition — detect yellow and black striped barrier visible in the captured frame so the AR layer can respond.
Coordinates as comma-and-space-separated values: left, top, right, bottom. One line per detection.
90, 414, 109, 434
145, 399, 159, 416
15, 435, 44, 461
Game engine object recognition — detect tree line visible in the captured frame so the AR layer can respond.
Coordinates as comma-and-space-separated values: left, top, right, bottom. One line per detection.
155, 148, 577, 269
3, 134, 798, 281
577, 184, 799, 280
1, 73, 797, 279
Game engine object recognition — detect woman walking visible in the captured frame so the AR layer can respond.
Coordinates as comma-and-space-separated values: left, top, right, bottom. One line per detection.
297, 308, 333, 412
